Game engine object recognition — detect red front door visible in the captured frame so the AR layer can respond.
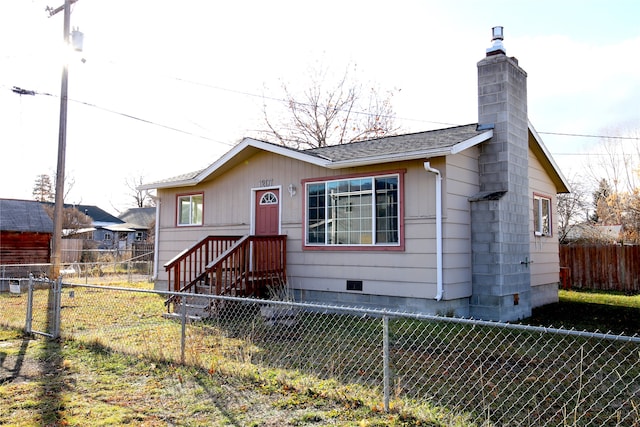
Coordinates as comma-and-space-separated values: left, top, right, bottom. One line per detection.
255, 189, 280, 235
254, 189, 281, 276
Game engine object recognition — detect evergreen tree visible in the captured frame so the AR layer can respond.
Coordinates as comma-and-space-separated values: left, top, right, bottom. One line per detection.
32, 174, 54, 202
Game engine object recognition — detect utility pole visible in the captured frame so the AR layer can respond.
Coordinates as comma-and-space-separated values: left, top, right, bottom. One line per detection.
49, 0, 73, 279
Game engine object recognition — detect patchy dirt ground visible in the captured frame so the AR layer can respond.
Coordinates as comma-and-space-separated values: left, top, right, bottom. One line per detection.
1, 329, 438, 426
0, 336, 43, 385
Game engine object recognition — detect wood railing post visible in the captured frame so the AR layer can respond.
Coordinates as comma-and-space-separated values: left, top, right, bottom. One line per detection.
165, 235, 286, 301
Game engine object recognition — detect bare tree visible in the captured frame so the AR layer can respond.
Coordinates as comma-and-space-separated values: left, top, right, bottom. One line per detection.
625, 186, 640, 243
125, 175, 156, 208
262, 64, 400, 149
585, 124, 640, 242
42, 204, 92, 236
557, 177, 590, 244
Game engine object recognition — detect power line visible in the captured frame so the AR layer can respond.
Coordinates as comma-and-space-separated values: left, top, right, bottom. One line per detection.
538, 131, 640, 141
552, 152, 640, 156
4, 82, 638, 145
2, 84, 235, 147
64, 96, 236, 147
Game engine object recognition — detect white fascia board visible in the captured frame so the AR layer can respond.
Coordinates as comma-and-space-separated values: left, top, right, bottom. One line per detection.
140, 138, 330, 190
327, 148, 453, 169
450, 130, 493, 155
528, 121, 571, 192
138, 178, 199, 191
245, 139, 330, 167
194, 138, 330, 181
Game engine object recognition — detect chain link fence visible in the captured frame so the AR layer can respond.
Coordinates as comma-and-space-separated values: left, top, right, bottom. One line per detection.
0, 255, 153, 286
2, 278, 639, 426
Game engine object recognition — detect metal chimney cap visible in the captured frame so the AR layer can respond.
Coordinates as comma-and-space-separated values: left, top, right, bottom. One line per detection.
486, 26, 505, 56
492, 26, 504, 41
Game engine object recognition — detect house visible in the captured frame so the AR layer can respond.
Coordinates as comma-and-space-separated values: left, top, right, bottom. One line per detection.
0, 198, 53, 280
140, 28, 570, 322
118, 207, 156, 245
565, 223, 623, 244
44, 203, 156, 253
58, 204, 129, 250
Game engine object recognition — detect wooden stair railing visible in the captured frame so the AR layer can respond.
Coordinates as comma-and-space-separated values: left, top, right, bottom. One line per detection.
205, 235, 287, 298
164, 235, 243, 293
164, 235, 287, 313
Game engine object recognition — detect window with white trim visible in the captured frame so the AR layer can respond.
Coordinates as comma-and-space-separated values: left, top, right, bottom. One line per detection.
177, 193, 203, 226
306, 174, 399, 246
533, 194, 552, 236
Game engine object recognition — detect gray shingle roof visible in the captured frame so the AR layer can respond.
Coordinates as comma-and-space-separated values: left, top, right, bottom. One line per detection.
303, 124, 484, 162
39, 203, 124, 225
0, 199, 54, 233
119, 207, 155, 228
140, 123, 492, 190
144, 170, 203, 187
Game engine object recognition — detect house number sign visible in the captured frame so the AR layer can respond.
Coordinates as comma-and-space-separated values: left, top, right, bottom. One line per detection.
258, 179, 274, 187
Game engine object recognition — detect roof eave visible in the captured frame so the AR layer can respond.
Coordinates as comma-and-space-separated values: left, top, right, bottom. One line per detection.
450, 129, 493, 154
327, 149, 452, 169
139, 178, 199, 191
140, 138, 330, 190
528, 121, 571, 193
140, 128, 495, 188
196, 138, 329, 177
327, 130, 493, 168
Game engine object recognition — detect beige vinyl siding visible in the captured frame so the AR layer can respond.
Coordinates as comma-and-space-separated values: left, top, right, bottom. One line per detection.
156, 147, 479, 303
528, 146, 560, 306
441, 148, 480, 299
294, 159, 437, 299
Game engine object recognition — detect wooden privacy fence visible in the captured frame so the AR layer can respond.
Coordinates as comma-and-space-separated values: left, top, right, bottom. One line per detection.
559, 244, 639, 293
61, 239, 83, 263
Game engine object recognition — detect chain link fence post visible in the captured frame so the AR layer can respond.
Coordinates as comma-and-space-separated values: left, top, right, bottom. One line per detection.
52, 277, 63, 339
180, 295, 187, 364
25, 274, 34, 334
383, 314, 390, 412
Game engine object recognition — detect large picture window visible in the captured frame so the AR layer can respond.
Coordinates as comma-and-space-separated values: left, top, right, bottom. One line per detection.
306, 174, 399, 246
177, 193, 203, 226
533, 194, 552, 236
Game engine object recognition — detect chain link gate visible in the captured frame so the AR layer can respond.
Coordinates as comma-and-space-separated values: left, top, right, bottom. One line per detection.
24, 275, 62, 339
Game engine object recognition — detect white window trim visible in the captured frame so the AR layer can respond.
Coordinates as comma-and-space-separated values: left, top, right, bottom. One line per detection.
305, 174, 400, 247
177, 193, 203, 227
534, 194, 552, 237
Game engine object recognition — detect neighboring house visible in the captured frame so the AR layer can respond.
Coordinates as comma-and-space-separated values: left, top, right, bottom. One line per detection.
140, 28, 570, 322
564, 223, 623, 244
57, 204, 129, 250
49, 204, 155, 251
118, 207, 156, 245
0, 199, 53, 278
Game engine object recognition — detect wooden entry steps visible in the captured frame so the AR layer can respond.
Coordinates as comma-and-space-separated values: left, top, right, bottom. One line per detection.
163, 234, 287, 316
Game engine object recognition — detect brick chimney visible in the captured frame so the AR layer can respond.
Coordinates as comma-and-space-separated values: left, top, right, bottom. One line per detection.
469, 27, 532, 321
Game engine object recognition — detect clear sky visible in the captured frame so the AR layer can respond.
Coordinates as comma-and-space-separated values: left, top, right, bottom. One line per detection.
1, 0, 639, 215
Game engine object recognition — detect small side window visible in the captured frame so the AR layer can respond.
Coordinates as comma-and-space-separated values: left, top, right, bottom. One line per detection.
177, 193, 203, 226
533, 194, 552, 236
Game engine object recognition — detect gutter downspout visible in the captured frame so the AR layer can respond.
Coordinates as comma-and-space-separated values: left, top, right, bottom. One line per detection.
424, 162, 443, 301
152, 198, 161, 281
